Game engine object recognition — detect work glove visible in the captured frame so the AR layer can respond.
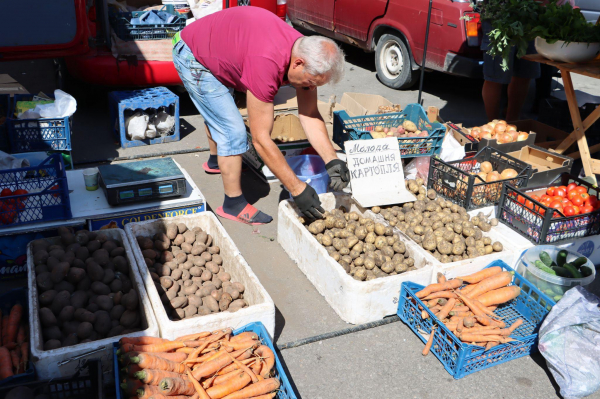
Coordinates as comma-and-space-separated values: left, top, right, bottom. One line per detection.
292, 184, 325, 220
325, 159, 350, 191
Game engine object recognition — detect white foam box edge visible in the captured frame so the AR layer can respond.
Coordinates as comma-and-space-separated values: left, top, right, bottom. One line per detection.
125, 212, 275, 340
28, 228, 159, 380
278, 192, 434, 325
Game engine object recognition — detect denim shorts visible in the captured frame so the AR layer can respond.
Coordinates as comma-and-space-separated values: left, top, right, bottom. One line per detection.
172, 40, 248, 156
481, 20, 540, 84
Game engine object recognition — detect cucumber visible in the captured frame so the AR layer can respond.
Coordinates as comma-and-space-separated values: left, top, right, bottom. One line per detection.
551, 266, 571, 278
581, 266, 593, 278
535, 260, 556, 275
556, 250, 568, 267
543, 289, 554, 297
572, 256, 587, 268
563, 263, 583, 279
539, 251, 553, 267
553, 294, 563, 302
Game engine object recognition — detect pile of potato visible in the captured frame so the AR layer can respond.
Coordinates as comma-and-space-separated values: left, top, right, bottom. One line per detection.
372, 179, 503, 264
32, 227, 143, 350
370, 120, 429, 139
302, 207, 416, 281
377, 104, 402, 114
136, 222, 248, 321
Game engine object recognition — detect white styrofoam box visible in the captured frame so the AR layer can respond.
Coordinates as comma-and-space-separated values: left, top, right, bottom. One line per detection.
125, 212, 275, 340
278, 193, 434, 325
28, 228, 158, 380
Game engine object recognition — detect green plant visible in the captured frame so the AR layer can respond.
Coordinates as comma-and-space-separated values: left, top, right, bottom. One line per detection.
532, 2, 600, 44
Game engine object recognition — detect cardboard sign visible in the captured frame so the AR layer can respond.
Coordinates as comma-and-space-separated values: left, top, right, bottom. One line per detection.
345, 137, 416, 207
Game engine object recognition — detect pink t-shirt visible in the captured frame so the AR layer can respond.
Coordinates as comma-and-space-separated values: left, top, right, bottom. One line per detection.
181, 7, 303, 103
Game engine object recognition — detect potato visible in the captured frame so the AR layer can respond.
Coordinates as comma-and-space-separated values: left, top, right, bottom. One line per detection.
452, 241, 466, 256
228, 299, 248, 313
203, 295, 219, 313
121, 289, 139, 311
183, 230, 196, 244
381, 261, 395, 274
39, 307, 57, 327
395, 262, 408, 273
338, 260, 351, 273
308, 221, 326, 235
170, 296, 188, 309
91, 281, 110, 296
437, 240, 452, 255
484, 245, 494, 254
119, 310, 139, 329
374, 236, 387, 249
492, 241, 503, 252
96, 295, 113, 311
58, 306, 75, 323
110, 304, 126, 321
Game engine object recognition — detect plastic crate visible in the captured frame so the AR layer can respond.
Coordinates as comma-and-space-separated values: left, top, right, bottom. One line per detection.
109, 87, 180, 148
109, 5, 186, 41
397, 260, 554, 379
497, 173, 600, 244
332, 103, 445, 158
114, 322, 297, 399
0, 288, 35, 387
7, 94, 72, 153
427, 146, 533, 211
0, 359, 102, 399
0, 95, 9, 153
0, 154, 72, 228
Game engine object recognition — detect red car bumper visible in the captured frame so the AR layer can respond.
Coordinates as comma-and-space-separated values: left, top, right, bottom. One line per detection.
65, 48, 182, 87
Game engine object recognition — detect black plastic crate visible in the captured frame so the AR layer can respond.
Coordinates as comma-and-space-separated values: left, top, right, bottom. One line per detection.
427, 146, 533, 211
109, 5, 186, 41
0, 359, 102, 399
497, 173, 600, 244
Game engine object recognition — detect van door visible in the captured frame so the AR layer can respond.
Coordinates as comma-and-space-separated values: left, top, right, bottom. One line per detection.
0, 0, 89, 61
292, 0, 335, 30
333, 0, 388, 41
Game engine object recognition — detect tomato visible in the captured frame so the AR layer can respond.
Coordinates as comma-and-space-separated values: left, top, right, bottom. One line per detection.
50, 185, 60, 198
567, 183, 578, 192
560, 198, 571, 205
541, 194, 551, 202
525, 200, 534, 209
555, 188, 567, 198
517, 195, 526, 204
571, 196, 583, 207
585, 196, 598, 207
0, 188, 12, 197
546, 187, 556, 196
531, 194, 541, 202
580, 193, 590, 201
581, 205, 594, 214
0, 203, 16, 225
13, 189, 28, 197
563, 206, 575, 216
575, 186, 588, 194
572, 205, 580, 215
553, 196, 564, 203
549, 200, 563, 210
559, 185, 568, 192
568, 191, 579, 201
542, 198, 552, 206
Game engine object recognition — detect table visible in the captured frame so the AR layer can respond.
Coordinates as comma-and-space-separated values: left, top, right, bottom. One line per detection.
523, 54, 600, 184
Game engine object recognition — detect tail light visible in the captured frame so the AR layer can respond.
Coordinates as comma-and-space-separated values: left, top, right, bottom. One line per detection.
464, 12, 481, 47
276, 0, 287, 20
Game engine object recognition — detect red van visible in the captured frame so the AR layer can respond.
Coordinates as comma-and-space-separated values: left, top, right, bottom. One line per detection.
288, 0, 483, 89
0, 0, 287, 87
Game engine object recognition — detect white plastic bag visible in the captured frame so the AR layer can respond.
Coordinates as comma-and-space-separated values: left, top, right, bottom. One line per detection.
538, 286, 600, 399
126, 111, 149, 141
191, 0, 221, 19
404, 129, 465, 181
17, 90, 77, 119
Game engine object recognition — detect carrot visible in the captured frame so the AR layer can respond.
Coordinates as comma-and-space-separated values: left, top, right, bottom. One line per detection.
507, 318, 523, 334
459, 284, 477, 295
123, 364, 143, 377
427, 299, 440, 308
416, 279, 462, 298
448, 310, 472, 318
159, 377, 196, 396
422, 291, 458, 301
485, 341, 499, 351
192, 348, 252, 380
452, 305, 469, 312
1, 316, 8, 347
460, 266, 503, 284
129, 353, 186, 374
5, 304, 22, 348
185, 367, 211, 399
135, 369, 182, 385
463, 316, 475, 328
227, 352, 258, 383
230, 332, 257, 343
476, 286, 521, 306
175, 331, 212, 342
436, 272, 446, 284
422, 306, 440, 319
20, 342, 28, 373
0, 347, 13, 379
206, 372, 252, 399
208, 370, 245, 388
148, 395, 198, 399
119, 341, 185, 355
454, 291, 486, 318
245, 394, 276, 399
216, 358, 257, 376
223, 339, 260, 352
120, 378, 143, 396
422, 327, 436, 356
16, 325, 25, 345
436, 298, 456, 321
120, 337, 169, 346
137, 385, 161, 399
471, 299, 497, 318
254, 346, 275, 378
461, 325, 498, 334
221, 378, 280, 399
466, 271, 512, 299
176, 347, 195, 354
459, 333, 515, 343
456, 317, 465, 333
10, 349, 20, 374
124, 351, 187, 365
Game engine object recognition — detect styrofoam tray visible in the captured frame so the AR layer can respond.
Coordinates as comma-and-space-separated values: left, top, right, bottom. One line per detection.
278, 193, 434, 325
125, 212, 276, 340
28, 228, 158, 380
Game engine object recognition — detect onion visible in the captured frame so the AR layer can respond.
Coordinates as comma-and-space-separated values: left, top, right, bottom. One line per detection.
476, 171, 488, 181
480, 131, 492, 140
471, 130, 480, 139
480, 161, 493, 174
494, 124, 507, 134
486, 171, 500, 182
497, 133, 513, 144
507, 124, 517, 131
383, 127, 389, 134
500, 168, 518, 179
517, 132, 529, 141
508, 131, 519, 142
482, 124, 493, 133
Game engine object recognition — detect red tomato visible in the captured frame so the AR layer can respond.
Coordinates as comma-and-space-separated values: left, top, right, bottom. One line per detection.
553, 196, 564, 202
581, 205, 594, 214
546, 187, 556, 196
0, 203, 16, 225
555, 188, 567, 198
585, 196, 598, 207
50, 185, 60, 198
563, 206, 575, 216
525, 200, 534, 209
13, 189, 28, 197
571, 196, 583, 207
575, 186, 588, 194
0, 188, 12, 197
542, 198, 552, 206
531, 194, 541, 202
568, 191, 579, 200
541, 194, 551, 202
572, 205, 580, 215
559, 185, 568, 192
567, 183, 578, 192
517, 195, 526, 204
581, 193, 590, 201
560, 198, 571, 205
549, 200, 563, 210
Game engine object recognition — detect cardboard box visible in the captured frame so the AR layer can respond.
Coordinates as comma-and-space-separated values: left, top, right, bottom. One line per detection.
237, 86, 298, 118
0, 74, 28, 97
508, 119, 570, 151
242, 114, 313, 183
447, 122, 537, 153
508, 145, 573, 187
338, 92, 398, 116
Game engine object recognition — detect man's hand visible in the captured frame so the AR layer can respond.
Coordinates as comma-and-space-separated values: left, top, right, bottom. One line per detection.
293, 184, 325, 220
325, 159, 350, 191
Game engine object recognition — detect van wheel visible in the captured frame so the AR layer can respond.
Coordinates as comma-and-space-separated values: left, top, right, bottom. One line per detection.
375, 33, 418, 90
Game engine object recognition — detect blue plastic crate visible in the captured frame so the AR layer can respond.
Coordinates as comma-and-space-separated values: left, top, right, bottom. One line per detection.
0, 288, 35, 387
397, 260, 555, 379
0, 95, 9, 153
333, 103, 445, 158
7, 94, 72, 153
109, 87, 180, 149
114, 322, 297, 399
109, 5, 186, 41
0, 154, 71, 228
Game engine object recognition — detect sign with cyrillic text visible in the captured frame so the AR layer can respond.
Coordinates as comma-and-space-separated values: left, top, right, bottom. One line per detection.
345, 138, 416, 207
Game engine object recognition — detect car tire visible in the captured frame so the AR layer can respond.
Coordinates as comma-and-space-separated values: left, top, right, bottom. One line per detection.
375, 33, 418, 90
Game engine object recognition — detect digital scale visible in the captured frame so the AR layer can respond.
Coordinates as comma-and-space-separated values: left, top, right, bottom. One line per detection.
98, 158, 187, 206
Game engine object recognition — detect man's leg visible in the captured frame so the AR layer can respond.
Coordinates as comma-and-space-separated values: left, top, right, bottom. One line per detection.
482, 80, 503, 121
506, 77, 531, 122
205, 124, 219, 170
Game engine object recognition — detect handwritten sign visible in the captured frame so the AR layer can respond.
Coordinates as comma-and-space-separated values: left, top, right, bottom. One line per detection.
345, 137, 416, 207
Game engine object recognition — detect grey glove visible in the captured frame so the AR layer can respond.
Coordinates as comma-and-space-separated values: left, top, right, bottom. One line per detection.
325, 159, 350, 191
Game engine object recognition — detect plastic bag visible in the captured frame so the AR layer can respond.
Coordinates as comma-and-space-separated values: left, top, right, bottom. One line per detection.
403, 157, 430, 181
18, 90, 77, 119
126, 111, 149, 141
404, 129, 465, 181
191, 0, 222, 19
154, 109, 175, 136
538, 286, 600, 399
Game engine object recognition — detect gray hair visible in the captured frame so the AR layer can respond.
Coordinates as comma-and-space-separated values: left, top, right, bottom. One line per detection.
294, 36, 345, 85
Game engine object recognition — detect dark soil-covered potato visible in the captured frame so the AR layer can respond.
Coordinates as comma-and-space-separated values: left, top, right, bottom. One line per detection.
39, 307, 57, 327
39, 290, 57, 306
94, 310, 111, 335
77, 322, 93, 339
44, 339, 62, 351
121, 289, 139, 311
58, 306, 75, 323
91, 281, 111, 295
96, 295, 113, 311
43, 325, 63, 341
110, 304, 125, 321
120, 310, 140, 329
87, 262, 104, 282
51, 290, 71, 315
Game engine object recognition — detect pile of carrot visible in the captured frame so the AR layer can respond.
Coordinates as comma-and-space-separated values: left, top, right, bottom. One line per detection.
0, 303, 28, 380
416, 266, 524, 355
117, 328, 281, 399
